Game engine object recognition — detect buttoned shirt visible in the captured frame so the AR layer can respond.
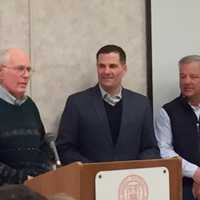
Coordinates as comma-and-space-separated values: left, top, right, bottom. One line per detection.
99, 84, 122, 106
0, 85, 27, 105
155, 103, 200, 178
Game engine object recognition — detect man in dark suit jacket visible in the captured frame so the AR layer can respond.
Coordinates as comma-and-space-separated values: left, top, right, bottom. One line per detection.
56, 44, 160, 164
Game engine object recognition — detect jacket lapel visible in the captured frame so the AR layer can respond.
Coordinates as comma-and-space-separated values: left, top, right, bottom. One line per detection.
116, 89, 129, 147
91, 85, 113, 146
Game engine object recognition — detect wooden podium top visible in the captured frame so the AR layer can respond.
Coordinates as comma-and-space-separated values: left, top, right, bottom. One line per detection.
25, 158, 182, 200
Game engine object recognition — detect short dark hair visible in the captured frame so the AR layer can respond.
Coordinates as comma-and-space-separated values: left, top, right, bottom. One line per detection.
0, 184, 47, 200
96, 44, 126, 64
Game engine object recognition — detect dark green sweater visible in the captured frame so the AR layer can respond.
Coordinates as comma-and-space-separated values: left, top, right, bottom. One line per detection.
0, 97, 50, 185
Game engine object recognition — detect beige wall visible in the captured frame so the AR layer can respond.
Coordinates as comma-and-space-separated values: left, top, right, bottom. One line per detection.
0, 0, 147, 133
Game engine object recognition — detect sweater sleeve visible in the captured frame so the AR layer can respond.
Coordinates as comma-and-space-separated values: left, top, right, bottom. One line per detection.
0, 162, 27, 185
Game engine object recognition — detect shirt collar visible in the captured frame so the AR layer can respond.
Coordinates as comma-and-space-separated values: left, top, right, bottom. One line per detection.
190, 103, 200, 110
0, 85, 27, 105
99, 84, 122, 106
188, 102, 200, 119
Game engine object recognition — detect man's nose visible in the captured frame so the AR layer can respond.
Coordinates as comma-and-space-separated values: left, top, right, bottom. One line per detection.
23, 68, 30, 78
184, 76, 192, 84
104, 66, 111, 74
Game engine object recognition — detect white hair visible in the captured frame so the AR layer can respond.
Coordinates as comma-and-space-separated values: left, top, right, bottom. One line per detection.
0, 49, 10, 65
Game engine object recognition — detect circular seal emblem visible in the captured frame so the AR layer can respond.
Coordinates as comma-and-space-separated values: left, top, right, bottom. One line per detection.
118, 174, 148, 200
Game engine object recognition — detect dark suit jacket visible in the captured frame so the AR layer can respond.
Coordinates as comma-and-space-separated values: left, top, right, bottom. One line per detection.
56, 85, 160, 164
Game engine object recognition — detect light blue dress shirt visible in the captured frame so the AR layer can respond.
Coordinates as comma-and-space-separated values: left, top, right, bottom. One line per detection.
155, 105, 200, 178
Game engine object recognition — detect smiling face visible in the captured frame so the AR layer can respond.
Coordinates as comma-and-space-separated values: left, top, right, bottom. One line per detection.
179, 61, 200, 105
97, 52, 127, 95
0, 48, 31, 99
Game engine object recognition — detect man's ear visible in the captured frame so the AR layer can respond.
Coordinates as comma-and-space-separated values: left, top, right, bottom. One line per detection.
0, 65, 4, 80
123, 64, 127, 73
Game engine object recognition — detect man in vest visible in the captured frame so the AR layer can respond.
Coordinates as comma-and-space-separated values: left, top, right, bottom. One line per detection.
155, 55, 200, 200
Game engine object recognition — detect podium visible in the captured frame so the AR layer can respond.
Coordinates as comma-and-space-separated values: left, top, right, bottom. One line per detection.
25, 158, 182, 200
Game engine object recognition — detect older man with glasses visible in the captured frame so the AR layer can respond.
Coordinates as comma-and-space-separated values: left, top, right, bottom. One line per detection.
0, 48, 50, 185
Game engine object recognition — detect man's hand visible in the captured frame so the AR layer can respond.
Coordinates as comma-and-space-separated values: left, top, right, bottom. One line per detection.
192, 182, 200, 199
192, 168, 200, 199
27, 176, 33, 180
193, 167, 200, 184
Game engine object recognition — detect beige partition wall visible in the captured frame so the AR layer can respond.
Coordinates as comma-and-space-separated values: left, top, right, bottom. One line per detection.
0, 1, 29, 50
0, 0, 147, 133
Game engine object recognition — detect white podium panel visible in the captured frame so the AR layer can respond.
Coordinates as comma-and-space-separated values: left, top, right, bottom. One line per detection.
95, 167, 169, 200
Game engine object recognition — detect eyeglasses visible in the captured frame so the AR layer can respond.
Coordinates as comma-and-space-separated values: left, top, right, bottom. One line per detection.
1, 65, 33, 76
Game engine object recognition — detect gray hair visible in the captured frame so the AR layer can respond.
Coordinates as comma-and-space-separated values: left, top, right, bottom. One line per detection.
179, 55, 200, 66
0, 49, 10, 65
0, 184, 48, 200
